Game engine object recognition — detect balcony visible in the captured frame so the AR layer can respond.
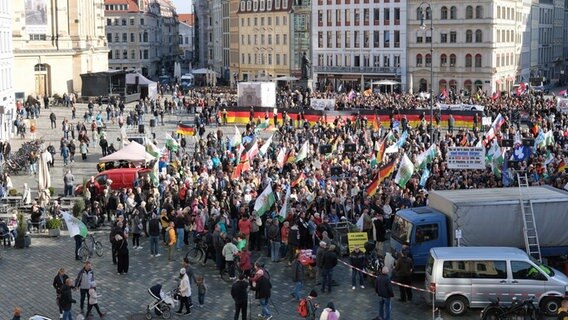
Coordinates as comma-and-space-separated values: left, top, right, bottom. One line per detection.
313, 66, 400, 75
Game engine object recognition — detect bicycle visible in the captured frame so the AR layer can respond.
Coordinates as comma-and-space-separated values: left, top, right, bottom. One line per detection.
184, 233, 208, 264
78, 234, 104, 262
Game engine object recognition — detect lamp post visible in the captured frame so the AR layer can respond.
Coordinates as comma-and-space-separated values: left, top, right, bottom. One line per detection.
419, 2, 433, 140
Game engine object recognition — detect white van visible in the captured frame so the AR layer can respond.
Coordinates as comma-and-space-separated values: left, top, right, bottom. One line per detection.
425, 247, 568, 316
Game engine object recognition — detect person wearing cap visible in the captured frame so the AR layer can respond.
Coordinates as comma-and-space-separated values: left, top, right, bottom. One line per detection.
85, 281, 106, 318
319, 301, 340, 320
176, 268, 192, 315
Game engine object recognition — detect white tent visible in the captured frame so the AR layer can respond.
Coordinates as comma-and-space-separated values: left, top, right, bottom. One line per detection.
99, 141, 156, 163
191, 68, 219, 76
125, 73, 158, 99
371, 80, 400, 85
275, 76, 298, 81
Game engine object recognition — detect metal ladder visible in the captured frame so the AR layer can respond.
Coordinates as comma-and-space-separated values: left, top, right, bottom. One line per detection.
517, 172, 542, 262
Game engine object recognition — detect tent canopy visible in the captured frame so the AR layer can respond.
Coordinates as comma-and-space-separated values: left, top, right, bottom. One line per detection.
99, 141, 156, 162
192, 68, 219, 76
275, 76, 298, 81
126, 73, 156, 86
371, 80, 400, 85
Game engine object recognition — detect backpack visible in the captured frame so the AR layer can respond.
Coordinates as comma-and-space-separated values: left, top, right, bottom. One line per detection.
297, 298, 309, 318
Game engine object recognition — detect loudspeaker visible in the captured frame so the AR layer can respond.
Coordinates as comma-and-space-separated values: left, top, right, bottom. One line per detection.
344, 143, 356, 152
522, 139, 534, 147
150, 119, 156, 128
138, 124, 145, 134
330, 166, 342, 176
319, 144, 332, 154
501, 139, 513, 147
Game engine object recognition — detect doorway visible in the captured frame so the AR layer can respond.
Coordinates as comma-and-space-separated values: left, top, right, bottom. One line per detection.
34, 64, 50, 96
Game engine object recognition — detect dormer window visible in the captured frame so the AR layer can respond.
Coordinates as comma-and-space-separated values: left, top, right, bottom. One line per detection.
267, 0, 272, 10
260, 0, 265, 11
253, 0, 258, 11
240, 1, 245, 11
275, 0, 281, 9
282, 0, 287, 9
246, 0, 251, 11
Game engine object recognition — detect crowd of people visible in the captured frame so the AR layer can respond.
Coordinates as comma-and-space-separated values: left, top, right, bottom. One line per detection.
4, 83, 568, 319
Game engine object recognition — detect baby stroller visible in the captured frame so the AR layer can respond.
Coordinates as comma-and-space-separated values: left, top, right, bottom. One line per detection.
146, 284, 177, 319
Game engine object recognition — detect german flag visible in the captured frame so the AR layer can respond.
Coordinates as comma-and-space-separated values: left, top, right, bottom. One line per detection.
557, 159, 566, 174
460, 134, 468, 147
373, 114, 382, 131
291, 172, 306, 188
376, 137, 386, 163
176, 123, 195, 136
366, 158, 397, 196
231, 151, 251, 180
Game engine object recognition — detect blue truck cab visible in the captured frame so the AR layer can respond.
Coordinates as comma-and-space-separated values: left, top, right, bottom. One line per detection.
390, 207, 448, 272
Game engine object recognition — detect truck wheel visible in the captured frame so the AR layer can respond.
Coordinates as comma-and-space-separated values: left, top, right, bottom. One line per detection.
540, 297, 561, 316
446, 295, 468, 316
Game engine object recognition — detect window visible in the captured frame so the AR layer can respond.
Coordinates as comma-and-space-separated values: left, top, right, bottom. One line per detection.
364, 9, 369, 25
248, 53, 252, 64
354, 9, 360, 25
511, 261, 546, 280
107, 33, 112, 43
450, 31, 456, 43
268, 54, 272, 64
260, 0, 265, 10
440, 54, 447, 66
283, 34, 287, 45
276, 34, 280, 45
240, 1, 245, 11
267, 0, 272, 10
241, 53, 245, 64
131, 50, 136, 59
327, 31, 332, 47
122, 19, 126, 26
114, 33, 119, 42
383, 30, 390, 48
122, 50, 128, 59
261, 34, 265, 45
276, 54, 280, 65
241, 35, 244, 45
441, 7, 448, 20
476, 5, 483, 19
465, 54, 472, 67
130, 33, 135, 42
318, 32, 323, 47
384, 8, 390, 25
337, 31, 342, 48
466, 30, 472, 43
268, 34, 272, 45
442, 261, 507, 279
425, 54, 432, 67
283, 54, 287, 65
345, 31, 351, 48
268, 17, 271, 25
318, 11, 323, 25
416, 54, 423, 67
374, 31, 380, 47
143, 50, 148, 59
374, 8, 380, 24
336, 9, 342, 25
108, 51, 113, 59
140, 18, 144, 25
354, 30, 360, 47
106, 19, 112, 26
475, 54, 482, 68
475, 30, 482, 42
283, 16, 287, 25
122, 33, 127, 42
450, 6, 457, 19
394, 30, 399, 47
253, 0, 258, 11
416, 35, 423, 43
441, 33, 447, 43
450, 54, 456, 66
248, 34, 251, 45
417, 7, 431, 20
345, 9, 351, 25
466, 6, 473, 19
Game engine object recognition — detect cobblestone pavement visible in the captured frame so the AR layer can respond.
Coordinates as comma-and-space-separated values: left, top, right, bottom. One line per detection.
2, 103, 554, 319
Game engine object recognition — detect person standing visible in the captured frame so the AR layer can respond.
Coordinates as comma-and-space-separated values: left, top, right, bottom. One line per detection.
320, 245, 338, 294
52, 268, 69, 318
63, 170, 75, 197
394, 250, 413, 302
115, 221, 129, 275
349, 245, 366, 290
174, 210, 185, 250
196, 275, 207, 308
176, 268, 192, 315
60, 278, 76, 320
74, 234, 83, 261
85, 281, 106, 318
167, 221, 176, 261
266, 218, 281, 262
50, 112, 57, 128
319, 301, 340, 320
131, 209, 142, 249
375, 266, 394, 320
222, 237, 239, 279
231, 274, 249, 320
74, 261, 94, 314
291, 252, 305, 301
148, 213, 161, 257
252, 270, 272, 320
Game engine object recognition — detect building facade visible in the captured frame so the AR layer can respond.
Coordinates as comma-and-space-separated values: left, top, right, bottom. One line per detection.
178, 14, 195, 74
0, 0, 14, 140
12, 0, 109, 97
105, 0, 179, 78
194, 0, 210, 69
311, 0, 407, 92
237, 0, 294, 81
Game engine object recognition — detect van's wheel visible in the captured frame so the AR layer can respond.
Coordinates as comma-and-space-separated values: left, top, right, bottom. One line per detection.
446, 295, 468, 316
540, 297, 561, 316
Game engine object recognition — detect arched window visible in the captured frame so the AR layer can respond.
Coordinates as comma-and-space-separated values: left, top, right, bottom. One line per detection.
449, 80, 457, 91
476, 5, 483, 19
439, 79, 447, 90
441, 7, 448, 20
450, 6, 457, 19
34, 64, 47, 72
465, 54, 472, 67
466, 30, 473, 43
475, 30, 482, 43
474, 80, 483, 91
440, 54, 448, 66
417, 7, 431, 20
464, 80, 472, 94
419, 78, 428, 92
449, 54, 456, 67
425, 53, 432, 67
475, 54, 482, 67
466, 6, 473, 19
416, 54, 423, 66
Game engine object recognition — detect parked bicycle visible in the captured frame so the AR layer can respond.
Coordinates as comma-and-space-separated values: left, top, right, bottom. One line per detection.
78, 234, 104, 262
184, 233, 207, 264
480, 296, 542, 320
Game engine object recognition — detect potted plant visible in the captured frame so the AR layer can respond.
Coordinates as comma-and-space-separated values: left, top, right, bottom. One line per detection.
72, 198, 85, 218
14, 213, 31, 249
48, 186, 55, 197
46, 218, 62, 237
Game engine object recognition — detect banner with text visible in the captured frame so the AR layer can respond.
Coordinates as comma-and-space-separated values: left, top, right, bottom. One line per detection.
557, 98, 568, 114
447, 147, 486, 169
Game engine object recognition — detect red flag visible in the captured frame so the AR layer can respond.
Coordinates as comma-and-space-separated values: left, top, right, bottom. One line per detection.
366, 158, 397, 196
291, 172, 306, 187
491, 91, 501, 101
231, 152, 250, 180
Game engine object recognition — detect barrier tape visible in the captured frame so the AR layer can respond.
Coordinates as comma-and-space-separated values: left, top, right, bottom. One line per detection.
337, 259, 434, 293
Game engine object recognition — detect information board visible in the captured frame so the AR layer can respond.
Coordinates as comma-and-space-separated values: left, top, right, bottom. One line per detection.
347, 232, 368, 253
447, 147, 486, 169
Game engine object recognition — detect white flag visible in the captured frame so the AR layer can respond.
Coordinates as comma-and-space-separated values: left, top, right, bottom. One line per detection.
394, 153, 415, 188
295, 141, 309, 162
278, 185, 291, 222
230, 125, 242, 147
254, 184, 276, 216
259, 135, 273, 156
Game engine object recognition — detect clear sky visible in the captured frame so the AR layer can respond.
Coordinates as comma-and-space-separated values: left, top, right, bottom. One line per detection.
172, 0, 193, 13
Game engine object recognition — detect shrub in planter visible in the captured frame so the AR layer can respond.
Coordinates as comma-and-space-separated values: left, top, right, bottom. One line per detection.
8, 188, 18, 196
46, 218, 62, 237
48, 186, 55, 197
72, 198, 85, 218
15, 212, 30, 248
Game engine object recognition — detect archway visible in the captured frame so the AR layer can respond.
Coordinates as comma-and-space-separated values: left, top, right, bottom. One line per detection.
34, 63, 50, 97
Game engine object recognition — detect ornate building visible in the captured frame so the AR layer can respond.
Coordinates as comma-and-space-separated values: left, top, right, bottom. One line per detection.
12, 0, 109, 97
0, 0, 14, 139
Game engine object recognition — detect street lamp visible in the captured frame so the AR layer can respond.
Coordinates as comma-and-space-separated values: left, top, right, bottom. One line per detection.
419, 2, 433, 140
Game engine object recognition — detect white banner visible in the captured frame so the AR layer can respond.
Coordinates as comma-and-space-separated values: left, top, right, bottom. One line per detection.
481, 117, 492, 126
436, 103, 485, 112
310, 98, 335, 111
557, 98, 568, 113
447, 147, 486, 169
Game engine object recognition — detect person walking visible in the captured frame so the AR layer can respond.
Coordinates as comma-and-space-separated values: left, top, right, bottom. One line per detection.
60, 278, 76, 320
85, 281, 106, 319
252, 269, 272, 320
53, 267, 69, 319
196, 275, 207, 308
291, 252, 305, 301
222, 237, 239, 279
75, 261, 95, 314
167, 221, 176, 261
394, 250, 414, 302
176, 268, 192, 315
50, 112, 57, 128
63, 170, 75, 197
349, 245, 366, 290
148, 213, 161, 257
231, 274, 249, 320
375, 266, 394, 320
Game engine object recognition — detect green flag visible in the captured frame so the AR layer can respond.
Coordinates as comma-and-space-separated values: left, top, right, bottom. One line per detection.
62, 212, 88, 238
254, 184, 276, 216
415, 143, 437, 170
394, 153, 415, 188
278, 185, 291, 222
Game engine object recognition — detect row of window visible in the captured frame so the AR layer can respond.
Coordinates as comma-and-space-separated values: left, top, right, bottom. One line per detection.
0, 30, 11, 54
107, 32, 150, 43
241, 33, 287, 46
442, 260, 545, 281
241, 53, 288, 65
417, 79, 483, 95
416, 30, 483, 44
416, 53, 483, 68
239, 15, 287, 27
316, 54, 401, 68
239, 0, 288, 12
317, 8, 401, 27
317, 30, 400, 49
318, 0, 400, 5
105, 4, 128, 11
0, 67, 12, 92
496, 6, 520, 21
416, 5, 483, 20
109, 49, 150, 60
107, 17, 145, 26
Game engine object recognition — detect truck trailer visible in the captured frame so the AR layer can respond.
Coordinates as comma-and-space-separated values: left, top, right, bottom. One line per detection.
390, 186, 568, 270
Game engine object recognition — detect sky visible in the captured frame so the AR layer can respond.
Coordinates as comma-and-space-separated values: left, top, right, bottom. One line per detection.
172, 0, 193, 14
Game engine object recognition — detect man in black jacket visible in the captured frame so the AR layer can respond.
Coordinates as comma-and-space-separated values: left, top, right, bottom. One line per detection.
53, 268, 69, 318
349, 245, 366, 289
60, 278, 76, 320
252, 271, 272, 320
320, 244, 338, 293
375, 266, 394, 320
231, 274, 249, 320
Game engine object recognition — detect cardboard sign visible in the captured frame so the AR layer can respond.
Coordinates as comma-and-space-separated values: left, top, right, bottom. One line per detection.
347, 232, 369, 253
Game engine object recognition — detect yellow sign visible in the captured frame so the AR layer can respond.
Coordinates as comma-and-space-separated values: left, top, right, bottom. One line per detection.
347, 232, 369, 253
